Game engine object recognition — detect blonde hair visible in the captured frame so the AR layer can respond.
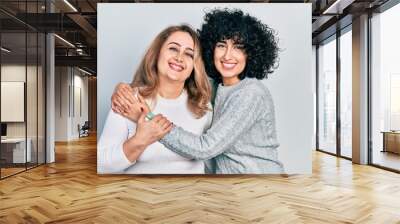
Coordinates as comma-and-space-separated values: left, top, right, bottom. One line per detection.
131, 24, 211, 118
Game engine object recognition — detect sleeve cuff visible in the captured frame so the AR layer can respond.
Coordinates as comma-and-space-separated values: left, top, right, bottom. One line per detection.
160, 125, 178, 145
111, 143, 136, 172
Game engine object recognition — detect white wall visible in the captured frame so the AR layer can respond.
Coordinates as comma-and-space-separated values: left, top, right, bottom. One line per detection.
1, 65, 37, 138
1, 65, 27, 141
54, 67, 89, 141
55, 66, 69, 141
72, 72, 89, 138
1, 82, 25, 122
1, 63, 46, 164
1, 65, 26, 129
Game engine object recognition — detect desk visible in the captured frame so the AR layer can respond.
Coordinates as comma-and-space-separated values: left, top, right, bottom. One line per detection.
1, 138, 31, 163
382, 131, 400, 154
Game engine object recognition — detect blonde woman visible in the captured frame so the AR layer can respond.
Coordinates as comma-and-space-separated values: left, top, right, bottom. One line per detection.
98, 25, 212, 174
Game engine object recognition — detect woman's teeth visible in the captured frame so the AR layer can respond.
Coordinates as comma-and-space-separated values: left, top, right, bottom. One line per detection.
169, 63, 183, 72
222, 62, 236, 69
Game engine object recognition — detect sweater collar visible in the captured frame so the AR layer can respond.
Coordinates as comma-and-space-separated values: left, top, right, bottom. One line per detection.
218, 77, 252, 93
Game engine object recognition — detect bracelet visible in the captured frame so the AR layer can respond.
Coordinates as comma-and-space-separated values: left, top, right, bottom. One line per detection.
145, 111, 155, 121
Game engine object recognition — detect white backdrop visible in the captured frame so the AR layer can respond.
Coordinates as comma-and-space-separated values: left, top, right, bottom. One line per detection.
1, 82, 25, 122
98, 3, 313, 174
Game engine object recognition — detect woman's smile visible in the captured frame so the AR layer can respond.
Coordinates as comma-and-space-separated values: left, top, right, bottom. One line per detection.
213, 39, 247, 85
168, 61, 184, 72
220, 61, 237, 70
157, 31, 195, 82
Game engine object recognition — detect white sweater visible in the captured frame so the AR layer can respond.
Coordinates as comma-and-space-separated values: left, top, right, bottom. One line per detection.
97, 91, 212, 174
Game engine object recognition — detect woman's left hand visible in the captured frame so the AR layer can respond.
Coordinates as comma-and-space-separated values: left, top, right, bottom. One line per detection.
134, 111, 174, 146
123, 111, 173, 162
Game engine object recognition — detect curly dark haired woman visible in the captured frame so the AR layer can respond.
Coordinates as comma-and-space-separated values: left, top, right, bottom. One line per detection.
199, 9, 279, 84
112, 8, 284, 174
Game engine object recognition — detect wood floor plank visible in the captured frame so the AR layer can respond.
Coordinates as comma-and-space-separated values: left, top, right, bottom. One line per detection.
0, 134, 400, 223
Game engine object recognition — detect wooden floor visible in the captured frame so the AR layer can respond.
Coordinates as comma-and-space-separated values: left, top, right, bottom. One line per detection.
373, 150, 400, 171
1, 163, 44, 178
1, 135, 400, 223
1, 167, 26, 178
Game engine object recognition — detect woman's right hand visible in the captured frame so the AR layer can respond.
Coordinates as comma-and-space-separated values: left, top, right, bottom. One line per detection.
111, 82, 135, 113
111, 83, 149, 122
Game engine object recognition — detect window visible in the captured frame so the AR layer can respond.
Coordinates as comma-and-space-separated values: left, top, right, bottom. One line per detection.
370, 2, 400, 171
340, 28, 352, 158
318, 36, 337, 154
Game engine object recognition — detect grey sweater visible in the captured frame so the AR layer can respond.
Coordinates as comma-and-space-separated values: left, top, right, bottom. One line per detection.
160, 78, 284, 174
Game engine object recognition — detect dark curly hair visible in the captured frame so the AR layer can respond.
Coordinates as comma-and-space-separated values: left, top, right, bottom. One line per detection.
198, 8, 279, 83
